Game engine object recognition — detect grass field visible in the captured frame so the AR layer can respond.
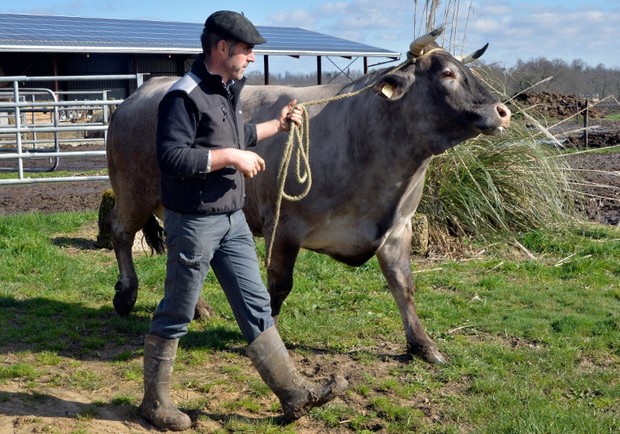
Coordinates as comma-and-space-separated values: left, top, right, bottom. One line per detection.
0, 211, 618, 433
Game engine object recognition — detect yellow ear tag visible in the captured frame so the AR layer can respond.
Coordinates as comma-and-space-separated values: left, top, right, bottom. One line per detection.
381, 84, 394, 98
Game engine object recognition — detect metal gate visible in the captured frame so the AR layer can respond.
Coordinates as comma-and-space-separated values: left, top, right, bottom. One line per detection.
0, 74, 147, 185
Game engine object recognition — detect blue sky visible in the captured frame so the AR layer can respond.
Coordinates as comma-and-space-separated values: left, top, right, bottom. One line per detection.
2, 0, 619, 73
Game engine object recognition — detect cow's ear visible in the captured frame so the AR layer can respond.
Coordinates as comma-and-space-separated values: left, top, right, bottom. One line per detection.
373, 73, 411, 101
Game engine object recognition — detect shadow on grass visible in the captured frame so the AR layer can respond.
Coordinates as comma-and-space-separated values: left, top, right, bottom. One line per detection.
51, 235, 102, 251
0, 296, 403, 362
0, 296, 246, 359
0, 390, 143, 424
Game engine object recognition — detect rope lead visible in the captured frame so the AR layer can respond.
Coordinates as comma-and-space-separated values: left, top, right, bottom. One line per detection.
265, 105, 311, 267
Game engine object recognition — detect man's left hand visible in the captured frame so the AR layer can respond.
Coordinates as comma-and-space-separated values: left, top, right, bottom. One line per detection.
278, 99, 303, 132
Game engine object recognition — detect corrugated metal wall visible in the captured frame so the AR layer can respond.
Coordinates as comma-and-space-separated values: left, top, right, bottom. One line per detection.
62, 53, 131, 98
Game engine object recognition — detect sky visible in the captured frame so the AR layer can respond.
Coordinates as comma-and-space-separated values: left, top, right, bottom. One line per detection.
1, 0, 619, 74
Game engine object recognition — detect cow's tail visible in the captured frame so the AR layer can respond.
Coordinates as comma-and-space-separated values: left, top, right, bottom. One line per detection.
142, 214, 165, 255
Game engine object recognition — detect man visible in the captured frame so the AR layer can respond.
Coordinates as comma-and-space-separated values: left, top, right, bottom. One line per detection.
139, 10, 348, 431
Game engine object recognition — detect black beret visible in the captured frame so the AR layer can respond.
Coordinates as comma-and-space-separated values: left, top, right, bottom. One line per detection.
204, 11, 266, 45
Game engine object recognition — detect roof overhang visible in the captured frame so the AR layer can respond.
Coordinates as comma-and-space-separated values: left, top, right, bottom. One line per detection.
0, 13, 401, 60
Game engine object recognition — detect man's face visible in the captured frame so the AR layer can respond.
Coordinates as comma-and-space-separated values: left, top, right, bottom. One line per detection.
223, 42, 256, 81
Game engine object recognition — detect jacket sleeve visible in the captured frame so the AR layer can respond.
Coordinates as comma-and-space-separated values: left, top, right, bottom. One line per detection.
156, 91, 211, 179
244, 123, 258, 148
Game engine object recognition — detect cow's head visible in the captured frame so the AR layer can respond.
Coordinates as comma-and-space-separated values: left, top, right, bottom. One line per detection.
372, 26, 511, 154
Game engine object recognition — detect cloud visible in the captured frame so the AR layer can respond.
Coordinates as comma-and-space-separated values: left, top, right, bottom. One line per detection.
269, 8, 318, 27
469, 18, 503, 33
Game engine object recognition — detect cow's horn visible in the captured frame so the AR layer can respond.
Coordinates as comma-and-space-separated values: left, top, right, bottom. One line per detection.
409, 25, 446, 57
457, 43, 489, 64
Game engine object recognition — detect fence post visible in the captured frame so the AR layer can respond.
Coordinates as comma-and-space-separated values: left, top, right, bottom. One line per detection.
583, 99, 589, 147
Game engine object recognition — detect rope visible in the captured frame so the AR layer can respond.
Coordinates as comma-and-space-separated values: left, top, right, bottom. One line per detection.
264, 48, 444, 267
264, 86, 372, 267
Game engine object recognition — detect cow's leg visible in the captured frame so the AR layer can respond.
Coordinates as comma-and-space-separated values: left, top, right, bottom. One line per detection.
376, 222, 446, 364
111, 228, 139, 316
266, 238, 301, 325
109, 199, 154, 317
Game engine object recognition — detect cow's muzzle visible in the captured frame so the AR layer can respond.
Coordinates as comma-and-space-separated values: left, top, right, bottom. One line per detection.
480, 102, 511, 136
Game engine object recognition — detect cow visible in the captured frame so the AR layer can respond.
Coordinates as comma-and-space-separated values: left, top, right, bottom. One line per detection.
105, 27, 511, 364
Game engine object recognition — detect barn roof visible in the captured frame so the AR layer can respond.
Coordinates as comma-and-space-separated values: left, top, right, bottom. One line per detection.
0, 13, 401, 60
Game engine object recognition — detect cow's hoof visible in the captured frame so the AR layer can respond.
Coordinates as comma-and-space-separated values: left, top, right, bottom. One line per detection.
409, 343, 447, 364
424, 348, 447, 364
193, 298, 215, 321
113, 284, 137, 317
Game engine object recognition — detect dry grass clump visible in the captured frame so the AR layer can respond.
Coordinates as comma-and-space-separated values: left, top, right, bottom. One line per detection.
421, 131, 577, 239
420, 80, 582, 246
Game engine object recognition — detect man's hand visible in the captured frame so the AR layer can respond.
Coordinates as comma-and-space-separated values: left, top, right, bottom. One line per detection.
234, 150, 265, 178
210, 148, 265, 178
255, 99, 304, 141
277, 99, 303, 132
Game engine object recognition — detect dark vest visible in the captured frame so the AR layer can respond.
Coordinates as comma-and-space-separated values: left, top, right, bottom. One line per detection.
158, 57, 256, 214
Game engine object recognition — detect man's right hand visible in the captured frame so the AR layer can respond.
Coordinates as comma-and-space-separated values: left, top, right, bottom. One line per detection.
210, 148, 265, 178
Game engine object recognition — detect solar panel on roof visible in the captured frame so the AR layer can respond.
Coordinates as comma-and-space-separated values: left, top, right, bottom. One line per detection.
0, 13, 400, 59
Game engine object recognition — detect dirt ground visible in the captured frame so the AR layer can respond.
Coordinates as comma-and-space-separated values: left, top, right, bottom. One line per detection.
564, 149, 620, 226
0, 337, 412, 434
0, 99, 619, 433
0, 145, 110, 215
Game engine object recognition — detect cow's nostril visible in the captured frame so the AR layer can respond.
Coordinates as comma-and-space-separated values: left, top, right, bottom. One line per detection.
496, 103, 511, 119
496, 103, 511, 129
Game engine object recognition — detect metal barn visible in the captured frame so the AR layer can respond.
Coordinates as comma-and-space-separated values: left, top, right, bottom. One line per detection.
0, 13, 401, 98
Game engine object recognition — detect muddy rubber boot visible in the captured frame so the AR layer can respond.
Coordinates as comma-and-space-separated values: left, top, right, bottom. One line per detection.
246, 327, 348, 422
139, 334, 191, 431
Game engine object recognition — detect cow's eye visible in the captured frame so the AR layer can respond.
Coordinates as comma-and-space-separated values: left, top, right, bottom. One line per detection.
441, 68, 456, 79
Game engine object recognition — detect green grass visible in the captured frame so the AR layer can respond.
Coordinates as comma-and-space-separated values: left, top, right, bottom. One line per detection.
0, 211, 618, 433
605, 112, 620, 121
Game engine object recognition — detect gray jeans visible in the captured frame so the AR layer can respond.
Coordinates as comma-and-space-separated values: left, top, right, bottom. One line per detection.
149, 209, 274, 343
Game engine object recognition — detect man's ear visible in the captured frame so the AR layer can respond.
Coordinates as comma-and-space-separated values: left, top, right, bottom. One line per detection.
215, 39, 229, 56
372, 73, 413, 101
